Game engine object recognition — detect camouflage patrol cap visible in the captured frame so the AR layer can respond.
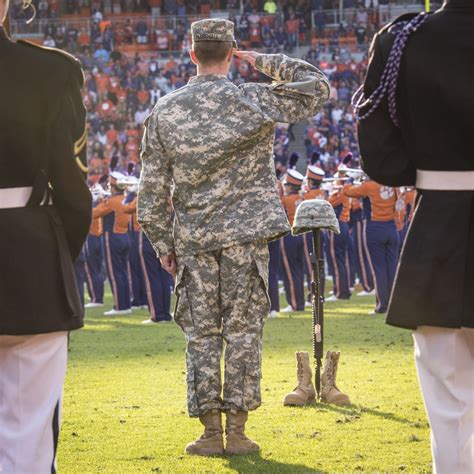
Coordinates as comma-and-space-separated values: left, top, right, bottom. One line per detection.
191, 19, 237, 47
292, 199, 340, 236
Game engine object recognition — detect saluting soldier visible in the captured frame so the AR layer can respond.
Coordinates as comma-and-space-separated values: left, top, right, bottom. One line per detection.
138, 19, 329, 455
0, 3, 91, 471
354, 2, 473, 471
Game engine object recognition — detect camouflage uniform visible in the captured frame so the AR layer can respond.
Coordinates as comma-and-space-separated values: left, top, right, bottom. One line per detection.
138, 19, 330, 417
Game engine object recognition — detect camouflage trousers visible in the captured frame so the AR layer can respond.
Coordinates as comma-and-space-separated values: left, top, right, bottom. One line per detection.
174, 240, 270, 417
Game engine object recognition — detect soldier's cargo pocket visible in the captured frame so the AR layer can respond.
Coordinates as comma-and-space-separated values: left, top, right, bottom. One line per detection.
243, 365, 262, 411
254, 253, 271, 318
173, 265, 193, 332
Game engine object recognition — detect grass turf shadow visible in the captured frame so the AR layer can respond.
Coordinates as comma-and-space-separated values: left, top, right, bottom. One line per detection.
225, 452, 326, 474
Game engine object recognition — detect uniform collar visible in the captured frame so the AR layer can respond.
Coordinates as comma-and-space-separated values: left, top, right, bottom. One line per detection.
0, 26, 10, 41
188, 74, 228, 85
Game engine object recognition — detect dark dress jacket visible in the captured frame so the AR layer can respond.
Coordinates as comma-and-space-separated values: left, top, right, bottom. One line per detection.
358, 0, 474, 330
0, 27, 92, 335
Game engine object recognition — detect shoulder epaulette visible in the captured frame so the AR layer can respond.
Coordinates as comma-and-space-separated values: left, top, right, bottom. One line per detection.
17, 40, 84, 85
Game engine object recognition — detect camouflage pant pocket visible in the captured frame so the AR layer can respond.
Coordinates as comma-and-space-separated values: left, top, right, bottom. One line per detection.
173, 265, 194, 333
186, 367, 200, 417
242, 365, 262, 411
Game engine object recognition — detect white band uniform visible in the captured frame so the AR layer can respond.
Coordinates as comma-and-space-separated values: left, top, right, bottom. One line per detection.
416, 170, 474, 191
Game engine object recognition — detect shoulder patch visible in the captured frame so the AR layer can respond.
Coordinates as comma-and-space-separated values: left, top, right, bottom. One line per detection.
17, 40, 84, 85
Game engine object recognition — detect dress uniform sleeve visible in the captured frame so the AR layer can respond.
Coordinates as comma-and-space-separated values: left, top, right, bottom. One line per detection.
92, 200, 112, 218
123, 198, 137, 214
328, 192, 342, 207
343, 182, 369, 198
358, 32, 416, 186
49, 67, 92, 261
138, 111, 174, 257
239, 53, 330, 124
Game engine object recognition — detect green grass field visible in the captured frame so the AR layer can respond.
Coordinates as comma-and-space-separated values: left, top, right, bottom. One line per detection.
58, 287, 432, 473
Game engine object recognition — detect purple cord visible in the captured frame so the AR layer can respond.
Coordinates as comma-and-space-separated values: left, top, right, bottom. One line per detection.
352, 12, 429, 127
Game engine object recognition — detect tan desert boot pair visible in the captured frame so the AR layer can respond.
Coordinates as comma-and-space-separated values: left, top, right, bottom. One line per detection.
283, 350, 350, 406
185, 409, 260, 456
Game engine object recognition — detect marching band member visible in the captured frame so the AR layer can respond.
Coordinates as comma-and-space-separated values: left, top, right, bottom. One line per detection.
395, 188, 407, 254
124, 185, 148, 310
303, 165, 326, 299
326, 177, 352, 301
123, 196, 173, 323
280, 169, 305, 312
84, 208, 104, 308
351, 196, 375, 295
93, 172, 132, 315
267, 169, 285, 318
344, 180, 398, 314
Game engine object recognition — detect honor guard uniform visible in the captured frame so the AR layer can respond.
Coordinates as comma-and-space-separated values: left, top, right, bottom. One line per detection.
0, 24, 91, 472
326, 183, 352, 301
303, 165, 327, 299
350, 196, 374, 294
93, 172, 132, 315
123, 189, 147, 310
123, 196, 172, 323
138, 18, 330, 454
280, 169, 306, 312
84, 210, 105, 307
344, 180, 398, 314
354, 5, 474, 469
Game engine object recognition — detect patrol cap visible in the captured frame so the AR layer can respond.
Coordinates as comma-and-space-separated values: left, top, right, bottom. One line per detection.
284, 169, 304, 187
292, 199, 340, 236
191, 19, 237, 48
307, 165, 325, 182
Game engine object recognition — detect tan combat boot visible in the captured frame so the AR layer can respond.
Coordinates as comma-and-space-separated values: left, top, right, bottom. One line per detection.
225, 410, 260, 455
185, 409, 224, 456
283, 351, 316, 406
321, 350, 351, 405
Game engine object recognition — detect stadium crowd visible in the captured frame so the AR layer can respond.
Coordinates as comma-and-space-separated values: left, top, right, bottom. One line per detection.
12, 3, 417, 319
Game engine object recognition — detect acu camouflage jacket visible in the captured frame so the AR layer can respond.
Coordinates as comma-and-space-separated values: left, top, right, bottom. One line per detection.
138, 53, 330, 257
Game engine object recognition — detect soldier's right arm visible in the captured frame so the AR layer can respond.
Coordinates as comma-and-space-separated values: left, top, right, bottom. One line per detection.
239, 53, 330, 124
137, 111, 174, 258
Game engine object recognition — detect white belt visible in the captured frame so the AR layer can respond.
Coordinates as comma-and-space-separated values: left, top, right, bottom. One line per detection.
416, 170, 474, 191
0, 186, 33, 209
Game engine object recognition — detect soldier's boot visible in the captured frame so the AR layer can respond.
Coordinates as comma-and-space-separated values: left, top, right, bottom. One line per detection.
321, 350, 351, 406
185, 409, 224, 456
283, 351, 316, 406
224, 410, 260, 455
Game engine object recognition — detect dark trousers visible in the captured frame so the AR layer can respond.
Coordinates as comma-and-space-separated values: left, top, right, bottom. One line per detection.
280, 233, 305, 311
102, 232, 131, 311
347, 227, 356, 287
326, 221, 351, 299
139, 230, 172, 321
303, 231, 326, 299
365, 220, 399, 313
84, 234, 104, 304
74, 248, 86, 308
129, 229, 147, 307
353, 219, 374, 292
268, 240, 280, 312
